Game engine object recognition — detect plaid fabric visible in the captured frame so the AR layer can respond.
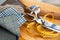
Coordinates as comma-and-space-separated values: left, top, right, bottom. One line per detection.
0, 7, 26, 36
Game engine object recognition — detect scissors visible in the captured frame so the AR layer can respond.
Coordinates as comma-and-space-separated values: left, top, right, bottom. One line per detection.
24, 5, 60, 33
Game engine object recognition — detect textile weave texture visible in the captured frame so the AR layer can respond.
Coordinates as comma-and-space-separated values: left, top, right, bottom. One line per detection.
0, 7, 26, 36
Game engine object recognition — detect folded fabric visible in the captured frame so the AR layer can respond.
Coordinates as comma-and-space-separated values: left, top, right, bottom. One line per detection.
0, 6, 26, 36
0, 0, 6, 5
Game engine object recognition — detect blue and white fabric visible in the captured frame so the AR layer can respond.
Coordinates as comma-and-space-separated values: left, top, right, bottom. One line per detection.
0, 7, 26, 36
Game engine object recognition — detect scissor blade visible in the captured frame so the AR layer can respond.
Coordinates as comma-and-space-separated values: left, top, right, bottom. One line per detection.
44, 21, 60, 32
36, 18, 60, 33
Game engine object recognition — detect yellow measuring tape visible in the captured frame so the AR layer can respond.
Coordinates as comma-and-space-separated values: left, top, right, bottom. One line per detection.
37, 25, 59, 37
26, 22, 40, 36
44, 13, 54, 22
26, 13, 59, 38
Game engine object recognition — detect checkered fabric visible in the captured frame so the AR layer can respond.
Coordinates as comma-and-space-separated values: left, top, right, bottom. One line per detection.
0, 7, 26, 36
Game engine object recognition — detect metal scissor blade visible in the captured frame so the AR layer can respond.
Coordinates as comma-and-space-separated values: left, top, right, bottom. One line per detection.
43, 21, 60, 33
36, 17, 60, 33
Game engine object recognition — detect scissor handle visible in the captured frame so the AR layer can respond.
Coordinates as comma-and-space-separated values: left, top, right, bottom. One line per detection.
44, 13, 54, 22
